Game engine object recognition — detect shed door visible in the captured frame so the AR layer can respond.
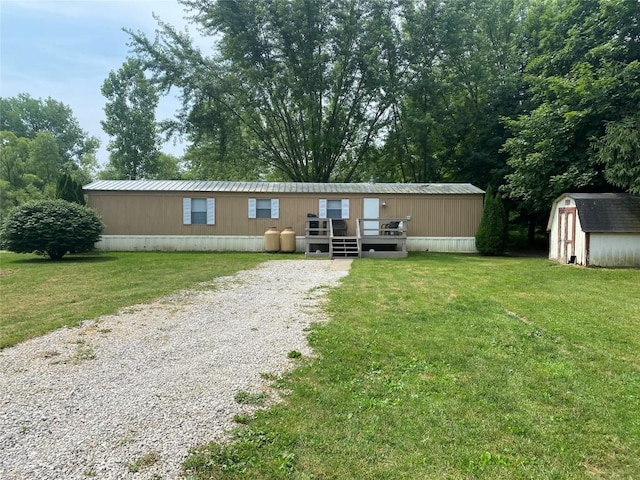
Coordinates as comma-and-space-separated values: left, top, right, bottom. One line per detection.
558, 207, 576, 263
363, 198, 380, 236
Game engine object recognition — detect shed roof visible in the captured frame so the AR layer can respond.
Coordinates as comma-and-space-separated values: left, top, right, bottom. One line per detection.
84, 180, 484, 195
552, 193, 640, 233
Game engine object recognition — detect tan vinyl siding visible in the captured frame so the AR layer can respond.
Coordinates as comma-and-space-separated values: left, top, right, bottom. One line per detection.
88, 191, 483, 237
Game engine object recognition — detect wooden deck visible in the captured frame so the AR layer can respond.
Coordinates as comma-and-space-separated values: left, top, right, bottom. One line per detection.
305, 218, 408, 259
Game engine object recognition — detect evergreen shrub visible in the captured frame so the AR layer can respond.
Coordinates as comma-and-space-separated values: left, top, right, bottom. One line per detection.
0, 199, 103, 260
475, 186, 507, 256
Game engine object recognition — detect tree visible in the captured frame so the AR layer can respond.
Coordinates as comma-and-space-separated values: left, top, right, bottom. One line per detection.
180, 101, 265, 181
101, 58, 161, 179
0, 96, 98, 217
183, 139, 265, 181
502, 0, 640, 221
28, 131, 64, 189
128, 0, 403, 182
0, 199, 103, 260
152, 153, 184, 180
56, 173, 86, 205
594, 114, 640, 194
374, 0, 526, 188
0, 94, 99, 165
475, 186, 507, 256
0, 131, 55, 220
0, 132, 29, 214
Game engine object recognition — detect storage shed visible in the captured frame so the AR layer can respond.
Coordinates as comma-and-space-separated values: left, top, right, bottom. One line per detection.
547, 193, 640, 267
84, 180, 484, 257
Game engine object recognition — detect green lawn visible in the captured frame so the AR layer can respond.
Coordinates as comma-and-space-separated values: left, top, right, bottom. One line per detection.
185, 253, 640, 479
0, 251, 270, 349
2, 251, 638, 478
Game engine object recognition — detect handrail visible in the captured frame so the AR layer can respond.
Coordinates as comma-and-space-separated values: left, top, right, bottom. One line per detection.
357, 218, 407, 237
307, 218, 408, 237
305, 218, 329, 237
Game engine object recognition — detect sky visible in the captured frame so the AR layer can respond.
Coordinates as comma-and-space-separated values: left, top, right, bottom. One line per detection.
1, 0, 209, 165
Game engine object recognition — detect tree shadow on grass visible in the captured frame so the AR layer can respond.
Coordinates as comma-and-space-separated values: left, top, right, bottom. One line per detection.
6, 253, 117, 264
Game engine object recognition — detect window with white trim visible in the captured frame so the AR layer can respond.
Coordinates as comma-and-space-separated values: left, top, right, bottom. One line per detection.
248, 198, 279, 219
183, 198, 215, 225
319, 199, 349, 219
326, 200, 342, 219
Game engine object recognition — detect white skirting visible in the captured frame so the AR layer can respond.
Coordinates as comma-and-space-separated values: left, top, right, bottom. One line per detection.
95, 235, 477, 253
406, 237, 477, 253
95, 235, 305, 252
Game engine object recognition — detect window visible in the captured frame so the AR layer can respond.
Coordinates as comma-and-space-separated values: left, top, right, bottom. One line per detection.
183, 198, 215, 225
191, 198, 207, 224
319, 199, 349, 219
256, 199, 272, 218
326, 200, 342, 219
248, 198, 279, 219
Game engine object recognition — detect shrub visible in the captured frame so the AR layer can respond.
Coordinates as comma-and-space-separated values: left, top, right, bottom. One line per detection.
0, 199, 103, 260
475, 186, 507, 256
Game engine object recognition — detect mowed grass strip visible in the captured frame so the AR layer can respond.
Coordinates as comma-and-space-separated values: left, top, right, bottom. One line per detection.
0, 251, 272, 349
185, 253, 640, 479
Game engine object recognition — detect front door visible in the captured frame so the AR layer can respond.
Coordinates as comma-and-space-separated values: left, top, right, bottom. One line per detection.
363, 198, 380, 235
558, 207, 576, 263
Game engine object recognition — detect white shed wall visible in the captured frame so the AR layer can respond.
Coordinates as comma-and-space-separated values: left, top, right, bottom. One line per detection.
549, 214, 560, 260
574, 213, 587, 265
549, 197, 587, 264
589, 234, 640, 267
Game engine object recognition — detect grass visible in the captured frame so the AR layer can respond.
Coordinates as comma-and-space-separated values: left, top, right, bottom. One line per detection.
126, 452, 161, 473
0, 250, 276, 349
184, 253, 640, 479
235, 391, 269, 406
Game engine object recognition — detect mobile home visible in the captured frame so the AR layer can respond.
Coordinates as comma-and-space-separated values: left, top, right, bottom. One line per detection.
84, 180, 485, 258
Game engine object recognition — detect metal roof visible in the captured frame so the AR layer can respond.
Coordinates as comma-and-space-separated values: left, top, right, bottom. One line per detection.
551, 193, 640, 233
84, 180, 484, 195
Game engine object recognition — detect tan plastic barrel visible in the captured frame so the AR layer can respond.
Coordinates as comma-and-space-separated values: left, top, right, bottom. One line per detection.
264, 227, 280, 253
280, 227, 296, 253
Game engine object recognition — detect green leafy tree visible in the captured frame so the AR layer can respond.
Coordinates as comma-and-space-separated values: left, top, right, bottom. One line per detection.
180, 101, 264, 180
152, 153, 184, 180
0, 94, 99, 165
0, 131, 29, 215
0, 200, 103, 260
0, 96, 98, 217
128, 0, 403, 182
101, 58, 161, 179
593, 114, 640, 194
28, 131, 64, 189
183, 140, 264, 181
55, 173, 71, 201
374, 0, 526, 189
502, 0, 640, 218
475, 186, 507, 256
98, 152, 184, 180
56, 173, 86, 205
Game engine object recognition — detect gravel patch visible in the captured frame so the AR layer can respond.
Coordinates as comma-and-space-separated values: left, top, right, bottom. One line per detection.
0, 259, 348, 479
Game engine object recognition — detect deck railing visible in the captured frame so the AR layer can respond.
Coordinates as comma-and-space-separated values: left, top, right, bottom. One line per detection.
305, 218, 330, 237
304, 218, 408, 238
357, 218, 407, 237
305, 217, 408, 257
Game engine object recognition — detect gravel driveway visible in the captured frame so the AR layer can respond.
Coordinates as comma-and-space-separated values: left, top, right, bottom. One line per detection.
0, 259, 349, 479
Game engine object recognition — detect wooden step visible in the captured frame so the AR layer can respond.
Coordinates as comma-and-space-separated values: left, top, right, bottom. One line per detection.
331, 237, 360, 258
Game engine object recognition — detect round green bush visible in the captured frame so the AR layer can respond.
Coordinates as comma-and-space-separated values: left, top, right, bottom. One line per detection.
0, 199, 104, 260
